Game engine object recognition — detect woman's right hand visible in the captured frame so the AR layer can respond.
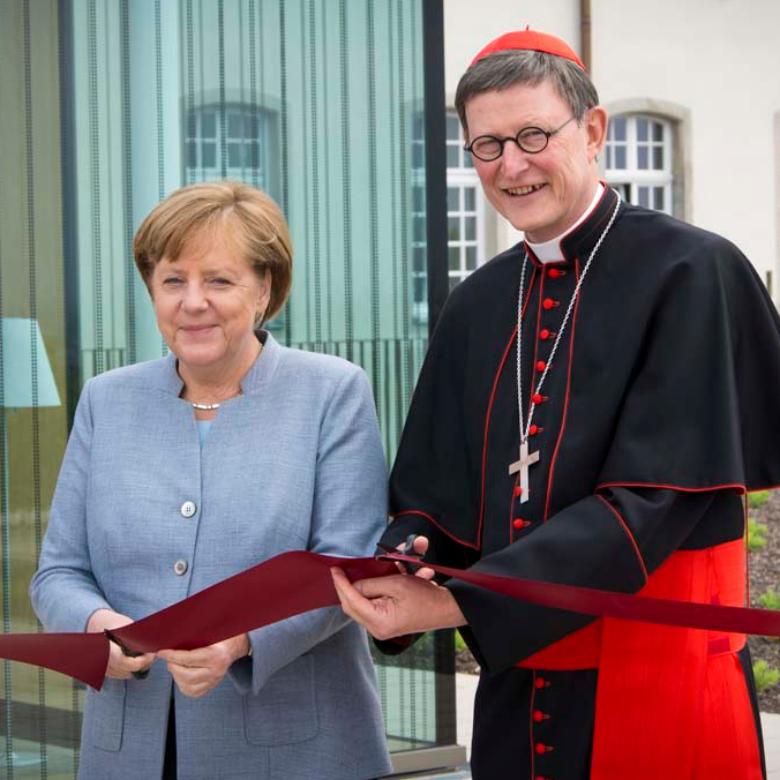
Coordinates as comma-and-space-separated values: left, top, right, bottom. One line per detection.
87, 608, 156, 679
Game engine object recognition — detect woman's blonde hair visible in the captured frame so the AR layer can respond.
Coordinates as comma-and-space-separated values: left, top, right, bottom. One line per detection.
133, 180, 292, 323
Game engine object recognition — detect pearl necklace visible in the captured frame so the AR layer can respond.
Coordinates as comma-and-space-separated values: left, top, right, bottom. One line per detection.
510, 191, 622, 504
191, 401, 221, 411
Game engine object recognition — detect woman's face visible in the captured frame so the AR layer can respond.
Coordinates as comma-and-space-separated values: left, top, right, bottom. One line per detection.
150, 225, 270, 376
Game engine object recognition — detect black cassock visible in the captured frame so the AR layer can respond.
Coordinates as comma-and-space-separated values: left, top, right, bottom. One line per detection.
379, 187, 780, 779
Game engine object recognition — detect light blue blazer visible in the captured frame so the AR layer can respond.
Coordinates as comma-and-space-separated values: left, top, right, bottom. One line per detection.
30, 333, 392, 780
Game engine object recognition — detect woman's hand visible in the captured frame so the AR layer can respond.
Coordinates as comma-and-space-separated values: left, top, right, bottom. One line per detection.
87, 608, 156, 680
158, 634, 251, 698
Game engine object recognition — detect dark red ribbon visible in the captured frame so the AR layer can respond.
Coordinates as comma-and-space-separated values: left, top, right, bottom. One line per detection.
4, 550, 780, 690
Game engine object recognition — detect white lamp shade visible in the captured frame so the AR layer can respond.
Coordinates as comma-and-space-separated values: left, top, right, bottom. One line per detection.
1, 318, 61, 408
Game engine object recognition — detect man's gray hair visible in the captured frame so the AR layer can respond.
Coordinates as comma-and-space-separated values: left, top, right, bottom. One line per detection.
454, 51, 599, 138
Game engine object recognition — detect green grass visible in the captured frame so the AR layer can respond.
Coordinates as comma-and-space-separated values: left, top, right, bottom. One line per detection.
748, 491, 771, 510
759, 589, 780, 611
748, 519, 768, 551
753, 659, 780, 693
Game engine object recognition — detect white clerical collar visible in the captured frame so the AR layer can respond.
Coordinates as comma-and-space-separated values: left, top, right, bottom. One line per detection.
526, 182, 605, 263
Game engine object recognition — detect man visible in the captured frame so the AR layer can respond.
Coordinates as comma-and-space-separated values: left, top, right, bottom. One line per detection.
332, 30, 780, 779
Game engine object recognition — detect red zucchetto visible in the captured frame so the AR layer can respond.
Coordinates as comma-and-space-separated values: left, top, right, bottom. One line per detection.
470, 28, 586, 70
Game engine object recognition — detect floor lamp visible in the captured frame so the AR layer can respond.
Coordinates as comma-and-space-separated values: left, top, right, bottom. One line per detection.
1, 317, 61, 771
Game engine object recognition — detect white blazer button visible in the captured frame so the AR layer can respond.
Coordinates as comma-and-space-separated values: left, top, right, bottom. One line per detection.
180, 501, 197, 518
173, 559, 188, 576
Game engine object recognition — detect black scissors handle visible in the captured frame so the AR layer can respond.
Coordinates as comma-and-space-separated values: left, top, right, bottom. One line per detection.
376, 534, 424, 574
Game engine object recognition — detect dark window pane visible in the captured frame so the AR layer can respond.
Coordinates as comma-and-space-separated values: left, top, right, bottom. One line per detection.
605, 146, 612, 168
413, 246, 426, 272
612, 116, 627, 141
446, 144, 459, 168
202, 142, 216, 168
186, 141, 197, 167
228, 111, 243, 137
636, 118, 648, 141
228, 142, 242, 167
249, 141, 260, 168
464, 187, 475, 211
448, 246, 460, 271
637, 146, 649, 169
447, 187, 459, 213
653, 187, 665, 210
652, 122, 664, 142
615, 146, 626, 169
464, 152, 473, 169
201, 111, 216, 137
465, 245, 477, 270
414, 276, 426, 302
413, 215, 426, 242
653, 146, 664, 170
464, 216, 476, 241
412, 186, 424, 212
448, 216, 460, 241
448, 275, 460, 292
412, 143, 424, 168
446, 114, 459, 140
638, 187, 649, 207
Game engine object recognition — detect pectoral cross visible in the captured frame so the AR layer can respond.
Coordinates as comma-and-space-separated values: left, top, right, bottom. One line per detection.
508, 439, 539, 504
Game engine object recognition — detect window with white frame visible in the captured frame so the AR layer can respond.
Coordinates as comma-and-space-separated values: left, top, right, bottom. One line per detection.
446, 111, 485, 290
605, 115, 673, 214
184, 104, 276, 191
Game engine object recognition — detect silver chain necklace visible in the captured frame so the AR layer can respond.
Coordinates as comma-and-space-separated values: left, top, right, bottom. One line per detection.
509, 191, 622, 504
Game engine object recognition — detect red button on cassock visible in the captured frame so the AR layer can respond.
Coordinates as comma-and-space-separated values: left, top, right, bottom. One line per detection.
535, 677, 547, 689
542, 297, 556, 310
547, 268, 562, 278
532, 393, 544, 404
539, 329, 551, 340
533, 709, 545, 723
535, 742, 548, 755
514, 486, 523, 498
536, 360, 547, 372
513, 518, 529, 530
529, 424, 539, 436
535, 776, 549, 780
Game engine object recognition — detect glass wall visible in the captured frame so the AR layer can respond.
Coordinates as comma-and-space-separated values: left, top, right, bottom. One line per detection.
0, 0, 453, 776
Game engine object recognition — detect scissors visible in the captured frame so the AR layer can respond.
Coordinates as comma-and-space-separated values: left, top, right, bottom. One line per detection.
375, 533, 425, 574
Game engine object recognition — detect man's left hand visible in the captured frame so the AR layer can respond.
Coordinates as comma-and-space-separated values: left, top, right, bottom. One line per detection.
331, 568, 466, 640
158, 634, 250, 698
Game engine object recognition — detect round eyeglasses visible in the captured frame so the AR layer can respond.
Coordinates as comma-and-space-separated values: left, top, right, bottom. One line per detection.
464, 116, 578, 162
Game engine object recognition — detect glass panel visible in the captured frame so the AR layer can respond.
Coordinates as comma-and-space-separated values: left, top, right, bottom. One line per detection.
637, 146, 649, 169
448, 246, 461, 271
464, 151, 473, 169
446, 144, 459, 168
4, 0, 448, 774
448, 275, 460, 292
202, 142, 216, 168
653, 146, 664, 170
447, 186, 459, 212
464, 216, 476, 241
611, 116, 627, 141
615, 146, 627, 169
446, 114, 459, 140
227, 142, 242, 168
636, 117, 648, 141
605, 146, 613, 168
448, 216, 460, 241
638, 186, 650, 207
653, 187, 665, 210
652, 121, 664, 142
201, 110, 216, 137
465, 245, 477, 269
464, 187, 475, 212
227, 110, 243, 137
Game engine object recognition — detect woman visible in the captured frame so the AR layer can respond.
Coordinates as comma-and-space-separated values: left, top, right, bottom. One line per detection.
30, 181, 392, 780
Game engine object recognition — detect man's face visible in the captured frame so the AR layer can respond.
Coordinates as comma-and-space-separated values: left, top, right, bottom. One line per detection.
464, 79, 606, 243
